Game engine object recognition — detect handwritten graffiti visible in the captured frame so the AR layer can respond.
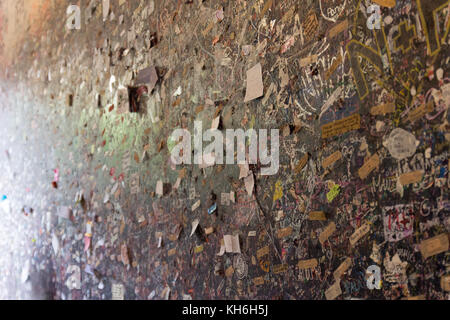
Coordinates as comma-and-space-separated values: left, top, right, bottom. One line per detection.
382, 204, 414, 242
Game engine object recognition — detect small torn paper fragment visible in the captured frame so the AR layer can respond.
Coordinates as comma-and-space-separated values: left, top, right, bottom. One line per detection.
294, 153, 309, 174
350, 223, 371, 247
281, 36, 295, 54
276, 226, 293, 239
211, 116, 220, 130
324, 54, 342, 81
244, 174, 254, 196
420, 233, 449, 259
192, 200, 201, 211
403, 295, 425, 300
168, 224, 182, 241
103, 192, 110, 204
225, 266, 234, 277
173, 177, 181, 190
319, 222, 336, 245
156, 180, 163, 197
52, 234, 60, 255
121, 244, 130, 265
217, 239, 226, 256
275, 210, 284, 221
257, 246, 269, 259
239, 163, 250, 179
230, 191, 235, 203
328, 19, 348, 39
190, 219, 200, 237
112, 283, 125, 300
325, 281, 342, 300
21, 261, 30, 283
322, 151, 342, 169
372, 0, 396, 8
273, 180, 283, 202
244, 63, 264, 102
334, 257, 352, 280
302, 10, 319, 42
182, 293, 192, 300
224, 235, 241, 254
137, 210, 146, 224
102, 0, 110, 21
370, 242, 382, 264
327, 184, 341, 203
158, 237, 162, 248
358, 153, 380, 180
297, 258, 318, 270
299, 54, 318, 67
309, 211, 327, 221
253, 277, 265, 286
399, 170, 424, 186
273, 264, 288, 274
84, 221, 92, 252
441, 275, 450, 291
370, 102, 395, 116
208, 203, 217, 215
111, 182, 119, 196
173, 86, 182, 97
319, 87, 343, 119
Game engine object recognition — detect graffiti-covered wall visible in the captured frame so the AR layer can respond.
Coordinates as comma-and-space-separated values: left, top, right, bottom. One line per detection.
0, 0, 448, 300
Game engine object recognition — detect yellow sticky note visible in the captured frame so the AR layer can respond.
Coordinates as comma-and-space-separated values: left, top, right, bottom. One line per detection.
327, 184, 340, 203
372, 0, 396, 8
273, 180, 283, 202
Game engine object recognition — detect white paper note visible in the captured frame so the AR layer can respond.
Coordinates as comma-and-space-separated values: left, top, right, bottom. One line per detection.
244, 63, 264, 102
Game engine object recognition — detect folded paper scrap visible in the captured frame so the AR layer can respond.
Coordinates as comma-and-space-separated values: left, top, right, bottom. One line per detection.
190, 218, 200, 237
244, 63, 264, 102
84, 221, 93, 251
217, 235, 241, 256
112, 283, 125, 300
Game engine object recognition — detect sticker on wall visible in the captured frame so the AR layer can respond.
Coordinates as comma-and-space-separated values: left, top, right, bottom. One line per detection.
383, 128, 418, 160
